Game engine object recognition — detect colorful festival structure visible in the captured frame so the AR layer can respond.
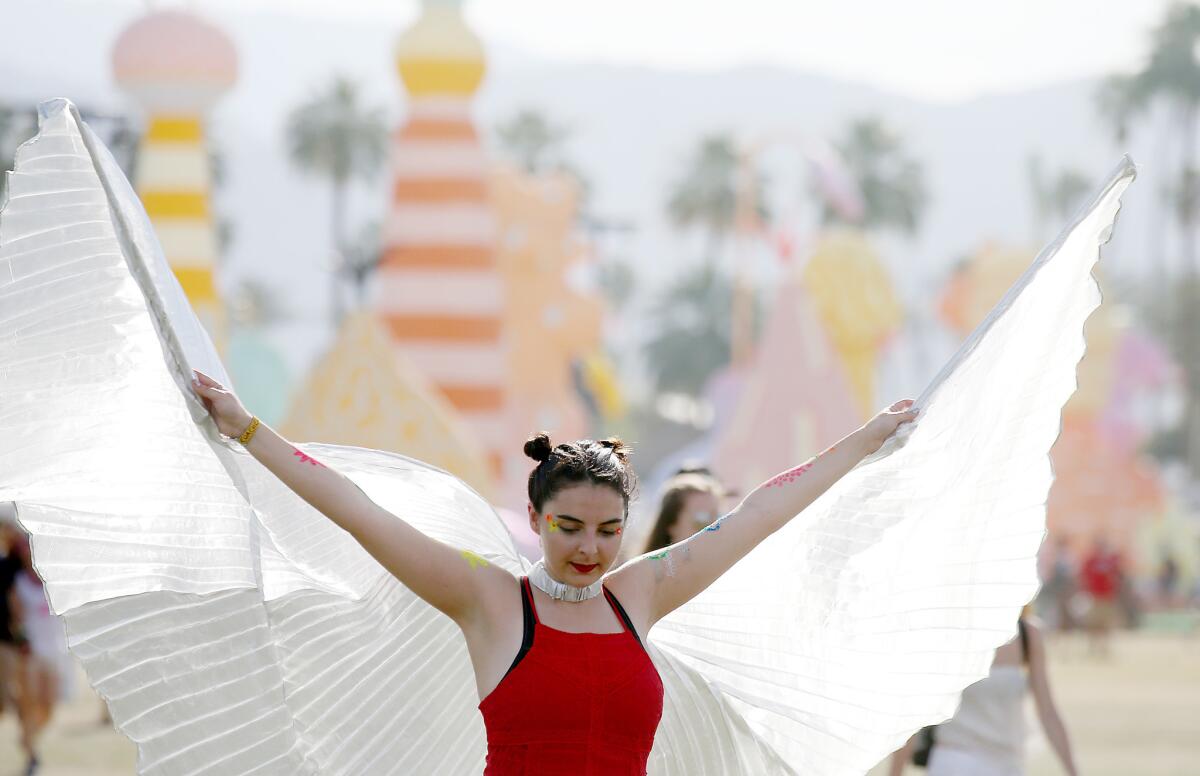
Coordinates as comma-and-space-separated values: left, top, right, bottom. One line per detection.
939, 243, 1171, 560
491, 166, 613, 500
281, 312, 494, 495
112, 9, 237, 351
712, 265, 862, 494
377, 0, 509, 488
801, 229, 902, 419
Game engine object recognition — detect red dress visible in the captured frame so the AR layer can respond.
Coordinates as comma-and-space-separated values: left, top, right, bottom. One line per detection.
479, 578, 664, 775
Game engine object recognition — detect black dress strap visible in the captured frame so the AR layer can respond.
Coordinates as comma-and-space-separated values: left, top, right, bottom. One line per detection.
499, 577, 537, 682
602, 587, 646, 651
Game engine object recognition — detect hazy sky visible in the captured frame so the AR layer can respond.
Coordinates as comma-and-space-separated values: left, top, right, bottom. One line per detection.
148, 0, 1184, 101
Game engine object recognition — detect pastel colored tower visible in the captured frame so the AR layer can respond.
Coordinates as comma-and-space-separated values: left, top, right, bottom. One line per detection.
492, 166, 617, 503
379, 0, 507, 478
113, 10, 237, 349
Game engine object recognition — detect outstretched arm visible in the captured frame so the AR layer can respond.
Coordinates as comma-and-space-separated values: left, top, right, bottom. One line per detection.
190, 371, 510, 628
1027, 619, 1079, 776
613, 400, 918, 624
887, 735, 916, 776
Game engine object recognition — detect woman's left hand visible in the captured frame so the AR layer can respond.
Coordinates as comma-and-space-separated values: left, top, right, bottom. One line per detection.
860, 399, 919, 455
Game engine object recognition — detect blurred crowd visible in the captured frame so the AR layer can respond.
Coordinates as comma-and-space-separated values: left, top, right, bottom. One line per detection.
0, 503, 76, 775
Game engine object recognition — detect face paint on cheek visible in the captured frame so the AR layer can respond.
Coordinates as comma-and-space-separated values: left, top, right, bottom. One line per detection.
545, 514, 560, 532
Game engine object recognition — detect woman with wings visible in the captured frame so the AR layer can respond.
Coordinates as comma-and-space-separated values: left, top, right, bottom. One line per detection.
0, 101, 1133, 775
191, 369, 916, 774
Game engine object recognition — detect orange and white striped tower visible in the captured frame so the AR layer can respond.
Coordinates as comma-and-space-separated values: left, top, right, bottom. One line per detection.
112, 10, 237, 350
379, 0, 507, 480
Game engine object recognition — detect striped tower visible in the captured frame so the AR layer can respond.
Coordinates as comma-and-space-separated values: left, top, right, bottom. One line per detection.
379, 0, 507, 479
113, 10, 237, 351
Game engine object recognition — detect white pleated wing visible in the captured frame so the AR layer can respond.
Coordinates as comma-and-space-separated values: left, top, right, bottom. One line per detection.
0, 100, 524, 775
0, 101, 1134, 776
649, 160, 1135, 774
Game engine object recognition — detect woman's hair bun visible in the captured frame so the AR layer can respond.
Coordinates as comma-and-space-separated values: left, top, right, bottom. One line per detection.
599, 437, 631, 461
524, 432, 554, 463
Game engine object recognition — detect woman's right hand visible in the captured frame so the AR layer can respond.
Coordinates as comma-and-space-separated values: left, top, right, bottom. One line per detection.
191, 370, 254, 438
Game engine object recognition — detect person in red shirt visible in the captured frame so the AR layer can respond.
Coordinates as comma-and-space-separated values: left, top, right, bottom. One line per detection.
1080, 536, 1123, 657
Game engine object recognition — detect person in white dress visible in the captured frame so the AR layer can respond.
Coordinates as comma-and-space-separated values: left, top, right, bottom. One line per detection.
889, 614, 1079, 776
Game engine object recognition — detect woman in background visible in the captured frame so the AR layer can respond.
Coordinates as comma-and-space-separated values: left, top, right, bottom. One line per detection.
641, 471, 725, 554
888, 612, 1079, 776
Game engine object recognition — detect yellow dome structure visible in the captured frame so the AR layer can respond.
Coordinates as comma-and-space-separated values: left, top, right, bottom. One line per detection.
801, 229, 902, 418
281, 312, 493, 497
112, 9, 237, 351
395, 0, 486, 97
377, 0, 507, 491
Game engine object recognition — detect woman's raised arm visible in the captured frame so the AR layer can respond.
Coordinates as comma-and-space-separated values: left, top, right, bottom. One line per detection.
191, 370, 509, 628
613, 400, 917, 624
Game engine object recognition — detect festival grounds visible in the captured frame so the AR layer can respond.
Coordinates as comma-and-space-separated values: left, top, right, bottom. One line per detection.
0, 629, 1195, 776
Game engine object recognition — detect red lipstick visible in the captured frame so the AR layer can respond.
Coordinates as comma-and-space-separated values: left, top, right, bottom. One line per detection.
570, 563, 598, 574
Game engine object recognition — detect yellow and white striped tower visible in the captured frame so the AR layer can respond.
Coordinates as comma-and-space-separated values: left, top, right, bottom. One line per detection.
113, 10, 237, 350
379, 0, 508, 480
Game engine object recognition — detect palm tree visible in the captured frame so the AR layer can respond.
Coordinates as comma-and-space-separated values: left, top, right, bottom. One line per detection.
341, 220, 383, 307
1098, 3, 1200, 478
595, 259, 635, 312
286, 77, 388, 327
1027, 155, 1091, 241
494, 108, 599, 220
666, 134, 769, 268
642, 266, 735, 396
826, 117, 926, 234
1097, 3, 1200, 273
228, 278, 291, 331
495, 109, 569, 174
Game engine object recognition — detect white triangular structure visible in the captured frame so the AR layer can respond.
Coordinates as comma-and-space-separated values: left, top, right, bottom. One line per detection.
0, 101, 1134, 775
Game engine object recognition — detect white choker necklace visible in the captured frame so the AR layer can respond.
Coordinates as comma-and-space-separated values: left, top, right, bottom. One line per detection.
528, 560, 604, 602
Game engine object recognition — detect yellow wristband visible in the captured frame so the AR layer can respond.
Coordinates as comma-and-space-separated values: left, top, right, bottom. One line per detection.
238, 416, 261, 445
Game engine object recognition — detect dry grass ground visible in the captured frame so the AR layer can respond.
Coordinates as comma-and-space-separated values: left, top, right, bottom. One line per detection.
0, 630, 1196, 775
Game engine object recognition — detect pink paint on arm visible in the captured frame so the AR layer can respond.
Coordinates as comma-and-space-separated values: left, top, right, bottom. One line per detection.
764, 461, 813, 489
293, 449, 326, 468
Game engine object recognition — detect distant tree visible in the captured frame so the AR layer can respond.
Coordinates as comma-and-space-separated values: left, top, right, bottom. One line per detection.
1097, 2, 1200, 273
1027, 155, 1091, 239
228, 278, 291, 331
595, 259, 635, 312
342, 220, 383, 307
827, 117, 926, 234
286, 77, 388, 326
642, 266, 740, 395
666, 134, 768, 268
1097, 2, 1200, 478
495, 109, 569, 174
494, 108, 597, 216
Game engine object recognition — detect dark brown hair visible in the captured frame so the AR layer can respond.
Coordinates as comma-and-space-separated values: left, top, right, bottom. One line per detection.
523, 432, 637, 514
642, 473, 722, 554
